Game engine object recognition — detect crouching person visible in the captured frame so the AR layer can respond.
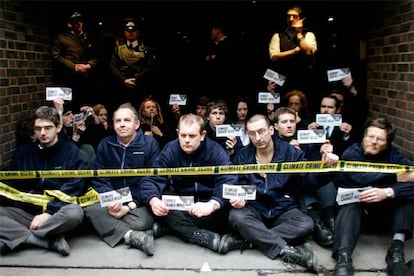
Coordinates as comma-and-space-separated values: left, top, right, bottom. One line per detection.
0, 106, 85, 256
84, 103, 160, 256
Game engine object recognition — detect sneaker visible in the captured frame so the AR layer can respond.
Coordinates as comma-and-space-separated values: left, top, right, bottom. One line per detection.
280, 244, 318, 273
48, 236, 71, 256
189, 230, 220, 252
386, 244, 405, 275
127, 230, 154, 256
152, 221, 169, 238
333, 251, 354, 276
218, 233, 251, 254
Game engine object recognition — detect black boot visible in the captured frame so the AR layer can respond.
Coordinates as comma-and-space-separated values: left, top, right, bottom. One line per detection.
218, 233, 251, 254
189, 229, 220, 252
333, 251, 354, 276
386, 240, 405, 275
280, 244, 318, 273
308, 206, 333, 247
152, 221, 170, 238
322, 206, 336, 233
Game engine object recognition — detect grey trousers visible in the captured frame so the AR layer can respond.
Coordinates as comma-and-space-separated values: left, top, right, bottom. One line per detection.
0, 204, 84, 250
84, 203, 153, 247
229, 206, 314, 259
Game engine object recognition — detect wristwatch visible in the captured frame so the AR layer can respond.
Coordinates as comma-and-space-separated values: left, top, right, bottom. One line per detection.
384, 188, 393, 198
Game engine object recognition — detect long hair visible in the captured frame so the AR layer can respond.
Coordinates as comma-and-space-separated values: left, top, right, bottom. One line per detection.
138, 97, 165, 125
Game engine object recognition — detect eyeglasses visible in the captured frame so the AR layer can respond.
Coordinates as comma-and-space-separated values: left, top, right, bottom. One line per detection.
364, 134, 387, 145
247, 128, 269, 137
34, 125, 55, 132
287, 14, 299, 19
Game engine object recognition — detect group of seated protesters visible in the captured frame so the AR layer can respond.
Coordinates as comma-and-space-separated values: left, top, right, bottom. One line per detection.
1, 96, 413, 276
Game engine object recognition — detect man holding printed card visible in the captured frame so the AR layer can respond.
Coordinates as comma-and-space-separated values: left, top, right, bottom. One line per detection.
332, 117, 414, 276
141, 113, 249, 254
84, 103, 160, 256
229, 114, 339, 274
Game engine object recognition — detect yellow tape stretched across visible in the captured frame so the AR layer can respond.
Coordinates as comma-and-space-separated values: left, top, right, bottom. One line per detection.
0, 161, 413, 180
0, 161, 412, 209
0, 182, 100, 210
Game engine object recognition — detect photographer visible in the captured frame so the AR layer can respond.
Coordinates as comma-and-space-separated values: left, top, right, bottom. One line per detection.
53, 98, 96, 169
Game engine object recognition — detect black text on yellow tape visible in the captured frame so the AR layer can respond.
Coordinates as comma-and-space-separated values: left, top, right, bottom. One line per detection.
0, 161, 412, 180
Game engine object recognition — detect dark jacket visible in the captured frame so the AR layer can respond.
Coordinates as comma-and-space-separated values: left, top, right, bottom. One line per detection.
204, 122, 244, 162
233, 135, 327, 219
141, 136, 237, 208
110, 39, 156, 85
52, 30, 99, 85
339, 143, 414, 199
6, 139, 85, 215
92, 128, 160, 206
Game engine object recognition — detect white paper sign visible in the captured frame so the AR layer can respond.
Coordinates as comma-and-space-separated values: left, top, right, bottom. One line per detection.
258, 92, 280, 103
222, 184, 257, 200
327, 68, 352, 82
99, 187, 133, 207
297, 129, 326, 144
73, 111, 92, 125
162, 195, 194, 211
336, 186, 372, 205
46, 87, 72, 101
263, 68, 286, 86
316, 114, 342, 128
215, 124, 243, 137
169, 94, 187, 105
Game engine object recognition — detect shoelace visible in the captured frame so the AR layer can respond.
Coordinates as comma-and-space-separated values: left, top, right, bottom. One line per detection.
281, 248, 299, 269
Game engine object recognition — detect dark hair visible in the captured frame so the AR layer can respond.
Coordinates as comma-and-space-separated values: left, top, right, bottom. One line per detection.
206, 98, 228, 117
287, 5, 303, 18
364, 117, 396, 144
284, 89, 308, 111
274, 107, 296, 123
15, 115, 34, 146
321, 94, 340, 109
247, 114, 271, 129
195, 96, 210, 107
34, 106, 60, 126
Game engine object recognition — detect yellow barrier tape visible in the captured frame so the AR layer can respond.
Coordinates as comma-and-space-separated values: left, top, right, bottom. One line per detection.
0, 161, 413, 180
0, 182, 52, 209
0, 182, 100, 209
77, 188, 100, 207
0, 161, 412, 209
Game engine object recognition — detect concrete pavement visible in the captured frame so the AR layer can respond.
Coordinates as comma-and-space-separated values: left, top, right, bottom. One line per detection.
0, 223, 413, 276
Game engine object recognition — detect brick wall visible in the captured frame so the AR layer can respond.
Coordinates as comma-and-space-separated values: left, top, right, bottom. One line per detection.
0, 0, 413, 167
366, 0, 414, 161
0, 0, 51, 167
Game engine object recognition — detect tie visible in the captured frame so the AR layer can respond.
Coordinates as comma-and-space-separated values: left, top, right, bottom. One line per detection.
325, 125, 331, 138
128, 43, 133, 50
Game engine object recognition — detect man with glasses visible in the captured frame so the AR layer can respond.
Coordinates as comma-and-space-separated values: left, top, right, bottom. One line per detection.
228, 114, 338, 274
0, 106, 85, 256
268, 5, 318, 109
332, 117, 414, 276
